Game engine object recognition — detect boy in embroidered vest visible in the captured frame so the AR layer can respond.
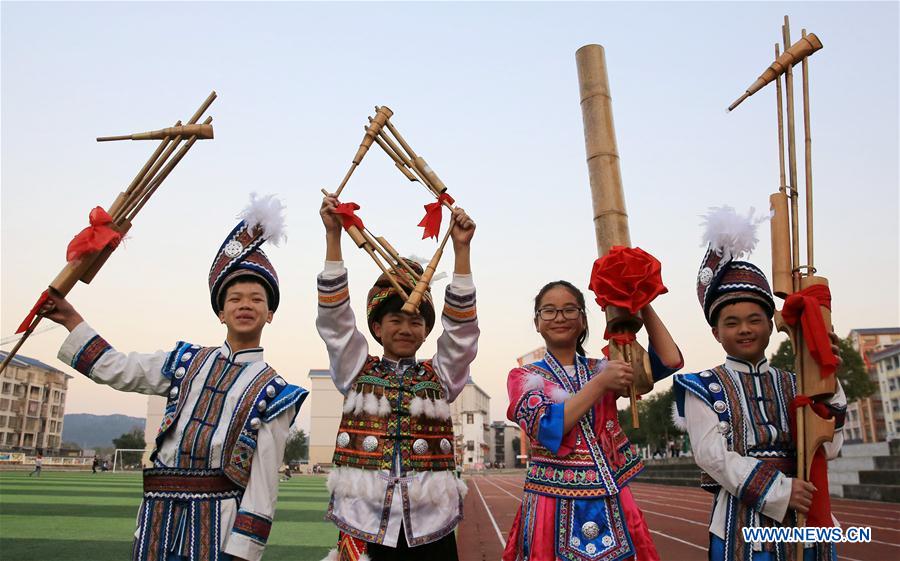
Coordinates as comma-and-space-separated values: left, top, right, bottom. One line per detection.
317, 194, 478, 561
673, 207, 846, 561
39, 195, 308, 561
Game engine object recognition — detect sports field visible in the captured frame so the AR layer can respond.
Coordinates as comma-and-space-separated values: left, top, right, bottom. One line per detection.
0, 471, 335, 560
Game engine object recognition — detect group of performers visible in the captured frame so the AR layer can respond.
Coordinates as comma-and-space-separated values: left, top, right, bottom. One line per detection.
31, 188, 847, 561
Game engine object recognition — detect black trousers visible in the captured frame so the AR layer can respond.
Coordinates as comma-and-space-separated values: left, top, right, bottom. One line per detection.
366, 526, 458, 561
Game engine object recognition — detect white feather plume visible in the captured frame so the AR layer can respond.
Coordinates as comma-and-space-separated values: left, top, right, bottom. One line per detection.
239, 193, 287, 246
700, 205, 767, 261
362, 392, 379, 416
523, 372, 545, 392
410, 396, 424, 417
342, 390, 357, 415
433, 398, 452, 420
352, 390, 365, 416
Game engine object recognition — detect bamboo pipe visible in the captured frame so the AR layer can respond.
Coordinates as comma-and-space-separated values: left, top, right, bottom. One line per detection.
728, 32, 822, 111
345, 224, 410, 300
372, 134, 419, 182
327, 106, 393, 199
0, 317, 41, 373
97, 124, 213, 142
783, 19, 802, 293
361, 229, 409, 279
770, 192, 792, 298
775, 45, 788, 197
401, 218, 453, 314
108, 121, 182, 221
374, 235, 422, 281
801, 29, 815, 273
373, 124, 442, 197
384, 118, 418, 161
411, 156, 448, 194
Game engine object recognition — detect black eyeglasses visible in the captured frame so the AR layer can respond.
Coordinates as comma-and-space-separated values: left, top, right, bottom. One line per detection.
535, 307, 584, 321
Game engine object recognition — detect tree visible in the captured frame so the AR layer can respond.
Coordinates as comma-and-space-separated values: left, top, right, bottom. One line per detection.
511, 436, 522, 468
620, 387, 683, 452
112, 428, 145, 466
283, 429, 308, 463
769, 337, 875, 402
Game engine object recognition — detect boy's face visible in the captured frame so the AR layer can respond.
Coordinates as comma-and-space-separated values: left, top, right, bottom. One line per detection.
372, 311, 427, 360
712, 301, 773, 362
218, 280, 273, 339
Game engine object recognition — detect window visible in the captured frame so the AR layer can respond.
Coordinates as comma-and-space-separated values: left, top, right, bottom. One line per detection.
467, 440, 475, 451
13, 385, 24, 397
1, 383, 10, 394
0, 398, 8, 411
51, 406, 59, 418
23, 433, 33, 447
29, 386, 40, 398
27, 401, 39, 417
6, 433, 17, 445
466, 413, 474, 424
0, 416, 6, 428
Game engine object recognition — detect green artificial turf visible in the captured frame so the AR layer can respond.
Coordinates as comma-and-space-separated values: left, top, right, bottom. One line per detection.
0, 471, 335, 560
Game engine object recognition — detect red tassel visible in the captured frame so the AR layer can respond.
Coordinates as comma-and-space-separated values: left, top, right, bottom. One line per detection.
417, 193, 455, 240
333, 202, 365, 231
789, 395, 835, 527
601, 331, 636, 358
782, 285, 839, 378
16, 290, 50, 334
65, 207, 122, 262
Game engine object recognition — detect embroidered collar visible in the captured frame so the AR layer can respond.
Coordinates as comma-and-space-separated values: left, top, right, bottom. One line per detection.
725, 355, 769, 374
380, 356, 417, 371
220, 341, 264, 364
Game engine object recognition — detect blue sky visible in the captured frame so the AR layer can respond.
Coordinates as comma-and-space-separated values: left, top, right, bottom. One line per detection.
2, 1, 897, 432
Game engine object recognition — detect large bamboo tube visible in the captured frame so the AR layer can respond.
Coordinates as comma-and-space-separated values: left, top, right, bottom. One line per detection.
769, 192, 792, 298
577, 44, 651, 426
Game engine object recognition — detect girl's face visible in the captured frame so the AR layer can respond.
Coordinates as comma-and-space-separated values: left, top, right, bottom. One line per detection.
534, 286, 585, 350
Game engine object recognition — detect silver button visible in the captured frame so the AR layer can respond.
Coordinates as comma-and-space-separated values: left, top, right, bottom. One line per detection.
181, 352, 192, 362
605, 420, 614, 431
709, 382, 722, 393
714, 400, 727, 413
585, 543, 597, 554
440, 438, 452, 454
169, 386, 179, 399
250, 417, 261, 430
581, 521, 600, 540
224, 240, 243, 258
717, 421, 732, 435
602, 535, 614, 547
174, 367, 186, 379
336, 432, 350, 448
570, 536, 581, 547
362, 436, 378, 452
191, 344, 200, 349
700, 371, 712, 378
699, 266, 714, 286
275, 377, 286, 385
257, 400, 267, 413
266, 386, 277, 398
413, 438, 429, 455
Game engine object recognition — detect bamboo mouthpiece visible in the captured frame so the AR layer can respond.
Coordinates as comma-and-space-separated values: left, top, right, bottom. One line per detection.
728, 33, 822, 111
97, 124, 214, 142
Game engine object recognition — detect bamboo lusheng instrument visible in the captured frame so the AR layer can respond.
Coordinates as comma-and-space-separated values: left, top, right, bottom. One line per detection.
576, 44, 654, 428
0, 92, 217, 375
728, 17, 836, 549
322, 106, 459, 315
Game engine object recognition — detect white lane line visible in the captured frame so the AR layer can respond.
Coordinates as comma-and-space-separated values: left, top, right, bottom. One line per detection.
471, 477, 506, 547
648, 529, 707, 551
641, 508, 707, 527
481, 477, 523, 502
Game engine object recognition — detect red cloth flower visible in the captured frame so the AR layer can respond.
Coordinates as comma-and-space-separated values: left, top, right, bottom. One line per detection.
418, 193, 455, 240
65, 207, 122, 262
589, 246, 668, 314
15, 290, 50, 334
333, 202, 365, 231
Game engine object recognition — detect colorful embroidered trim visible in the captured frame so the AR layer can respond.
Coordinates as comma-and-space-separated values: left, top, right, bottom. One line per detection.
72, 335, 112, 376
232, 509, 272, 545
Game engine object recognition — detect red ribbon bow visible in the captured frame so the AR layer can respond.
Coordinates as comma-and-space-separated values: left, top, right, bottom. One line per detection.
781, 284, 839, 379
789, 395, 835, 527
15, 290, 50, 334
65, 207, 122, 263
333, 202, 365, 231
418, 193, 455, 240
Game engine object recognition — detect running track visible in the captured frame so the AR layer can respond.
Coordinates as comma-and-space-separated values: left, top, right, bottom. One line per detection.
458, 472, 899, 561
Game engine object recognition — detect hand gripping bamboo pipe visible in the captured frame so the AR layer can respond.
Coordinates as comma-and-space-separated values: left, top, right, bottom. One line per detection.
0, 92, 217, 375
576, 45, 653, 428
727, 17, 835, 550
325, 106, 458, 315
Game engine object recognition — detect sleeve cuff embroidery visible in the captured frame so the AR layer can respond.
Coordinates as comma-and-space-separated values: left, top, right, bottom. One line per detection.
443, 287, 476, 323
71, 335, 112, 377
318, 270, 350, 308
738, 461, 781, 512
232, 509, 272, 546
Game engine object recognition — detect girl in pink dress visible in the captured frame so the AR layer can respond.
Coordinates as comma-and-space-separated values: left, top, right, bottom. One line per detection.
503, 281, 682, 561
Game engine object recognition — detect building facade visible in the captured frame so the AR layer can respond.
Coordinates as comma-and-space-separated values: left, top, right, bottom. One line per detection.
846, 328, 900, 442
871, 344, 900, 441
451, 378, 491, 470
489, 421, 522, 468
0, 352, 71, 453
307, 369, 343, 467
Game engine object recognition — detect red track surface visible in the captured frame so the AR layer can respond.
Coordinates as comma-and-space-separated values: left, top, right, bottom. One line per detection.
458, 472, 900, 561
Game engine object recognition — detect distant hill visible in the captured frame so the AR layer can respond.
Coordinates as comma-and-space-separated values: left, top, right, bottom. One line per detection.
62, 414, 145, 449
